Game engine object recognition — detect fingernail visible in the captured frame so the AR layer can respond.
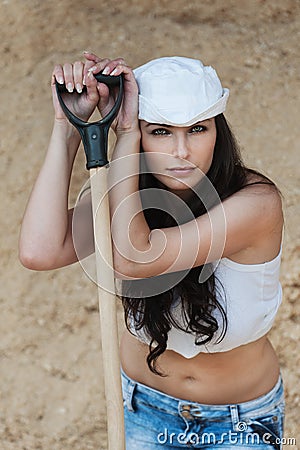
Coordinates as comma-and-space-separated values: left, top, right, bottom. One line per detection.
102, 66, 110, 75
89, 66, 97, 72
67, 83, 73, 93
111, 68, 118, 75
83, 76, 86, 85
58, 78, 64, 84
83, 50, 90, 54
76, 83, 82, 93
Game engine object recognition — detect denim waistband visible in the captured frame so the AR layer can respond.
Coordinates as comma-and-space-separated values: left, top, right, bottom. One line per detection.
121, 368, 284, 425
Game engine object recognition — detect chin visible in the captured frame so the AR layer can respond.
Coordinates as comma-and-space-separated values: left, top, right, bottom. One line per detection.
158, 173, 204, 191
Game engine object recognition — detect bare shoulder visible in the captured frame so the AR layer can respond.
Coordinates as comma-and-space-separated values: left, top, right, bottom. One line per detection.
236, 171, 283, 220
223, 171, 283, 263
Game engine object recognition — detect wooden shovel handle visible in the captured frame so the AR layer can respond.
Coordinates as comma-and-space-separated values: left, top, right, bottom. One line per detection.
90, 166, 125, 450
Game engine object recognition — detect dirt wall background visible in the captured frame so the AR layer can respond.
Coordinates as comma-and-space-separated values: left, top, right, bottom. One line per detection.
0, 0, 299, 448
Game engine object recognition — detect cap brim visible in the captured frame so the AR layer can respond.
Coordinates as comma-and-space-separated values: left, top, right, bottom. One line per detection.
138, 88, 229, 126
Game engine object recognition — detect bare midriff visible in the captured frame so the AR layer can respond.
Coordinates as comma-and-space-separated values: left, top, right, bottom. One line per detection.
120, 329, 280, 404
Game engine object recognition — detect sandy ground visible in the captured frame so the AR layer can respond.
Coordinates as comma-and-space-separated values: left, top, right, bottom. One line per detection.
1, 0, 299, 448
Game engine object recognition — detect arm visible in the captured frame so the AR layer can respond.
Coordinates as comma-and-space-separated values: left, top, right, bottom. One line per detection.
19, 120, 84, 270
19, 59, 102, 270
111, 179, 283, 279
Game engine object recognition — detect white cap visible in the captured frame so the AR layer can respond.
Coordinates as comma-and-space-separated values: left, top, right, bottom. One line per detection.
133, 56, 229, 127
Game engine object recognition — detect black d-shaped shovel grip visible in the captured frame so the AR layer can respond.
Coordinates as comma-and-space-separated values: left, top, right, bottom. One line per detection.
55, 73, 123, 169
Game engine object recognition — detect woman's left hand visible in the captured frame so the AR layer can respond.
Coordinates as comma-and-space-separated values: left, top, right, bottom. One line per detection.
83, 52, 139, 136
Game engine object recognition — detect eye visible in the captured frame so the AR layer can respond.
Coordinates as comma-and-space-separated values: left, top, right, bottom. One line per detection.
190, 125, 207, 133
151, 128, 171, 136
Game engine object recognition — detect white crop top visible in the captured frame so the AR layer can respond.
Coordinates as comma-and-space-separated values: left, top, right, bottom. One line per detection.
129, 248, 282, 358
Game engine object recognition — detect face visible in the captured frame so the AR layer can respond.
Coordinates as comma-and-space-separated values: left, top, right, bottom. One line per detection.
140, 119, 217, 195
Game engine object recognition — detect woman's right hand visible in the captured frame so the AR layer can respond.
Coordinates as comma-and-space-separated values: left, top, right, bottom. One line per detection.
84, 52, 140, 135
51, 59, 100, 122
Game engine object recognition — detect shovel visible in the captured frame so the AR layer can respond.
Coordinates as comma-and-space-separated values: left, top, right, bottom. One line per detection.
56, 73, 125, 450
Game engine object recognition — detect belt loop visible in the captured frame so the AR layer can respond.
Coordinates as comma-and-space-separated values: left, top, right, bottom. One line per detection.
230, 405, 241, 432
125, 379, 136, 412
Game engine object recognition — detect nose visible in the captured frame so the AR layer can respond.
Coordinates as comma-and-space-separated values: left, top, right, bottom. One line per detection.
172, 134, 189, 159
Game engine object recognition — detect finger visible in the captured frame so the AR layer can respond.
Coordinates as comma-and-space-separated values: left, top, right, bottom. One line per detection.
83, 51, 102, 63
84, 64, 102, 102
109, 63, 133, 79
51, 74, 59, 99
85, 58, 111, 80
83, 59, 101, 85
101, 58, 126, 75
85, 73, 100, 99
96, 82, 110, 102
52, 65, 64, 85
85, 63, 100, 89
73, 61, 84, 93
63, 63, 74, 93
50, 71, 67, 120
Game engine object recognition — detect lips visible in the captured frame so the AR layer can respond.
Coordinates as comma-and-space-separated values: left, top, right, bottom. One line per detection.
168, 167, 194, 170
167, 167, 195, 176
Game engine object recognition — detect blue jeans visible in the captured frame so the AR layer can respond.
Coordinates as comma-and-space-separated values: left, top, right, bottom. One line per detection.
121, 369, 285, 449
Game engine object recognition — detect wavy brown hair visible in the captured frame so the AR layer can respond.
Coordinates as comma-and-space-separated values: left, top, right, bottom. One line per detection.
121, 114, 278, 375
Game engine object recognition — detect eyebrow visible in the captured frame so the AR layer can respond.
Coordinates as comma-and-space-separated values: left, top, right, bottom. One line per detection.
145, 119, 212, 128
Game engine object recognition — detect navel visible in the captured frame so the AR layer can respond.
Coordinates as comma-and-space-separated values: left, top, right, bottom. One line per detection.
184, 375, 197, 383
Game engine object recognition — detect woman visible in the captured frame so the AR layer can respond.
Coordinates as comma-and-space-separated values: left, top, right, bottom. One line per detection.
19, 52, 285, 448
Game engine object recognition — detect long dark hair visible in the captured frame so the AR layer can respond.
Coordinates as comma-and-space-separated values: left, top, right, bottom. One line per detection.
121, 114, 277, 375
